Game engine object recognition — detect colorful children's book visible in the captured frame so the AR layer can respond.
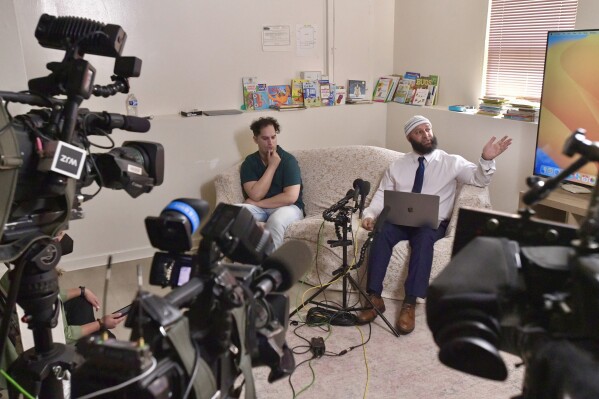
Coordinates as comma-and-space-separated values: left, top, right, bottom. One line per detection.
302, 81, 321, 107
252, 83, 269, 110
267, 85, 292, 107
348, 80, 367, 100
334, 85, 346, 105
425, 75, 440, 106
372, 77, 394, 102
319, 80, 334, 106
411, 88, 429, 106
291, 78, 307, 105
242, 76, 258, 110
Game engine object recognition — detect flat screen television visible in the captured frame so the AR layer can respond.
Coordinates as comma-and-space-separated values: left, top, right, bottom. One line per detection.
534, 29, 599, 188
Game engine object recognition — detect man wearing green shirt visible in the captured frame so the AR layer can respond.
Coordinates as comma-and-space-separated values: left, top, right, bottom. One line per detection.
239, 117, 304, 249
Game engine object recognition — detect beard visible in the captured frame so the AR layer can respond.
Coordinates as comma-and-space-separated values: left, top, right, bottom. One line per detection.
409, 135, 438, 155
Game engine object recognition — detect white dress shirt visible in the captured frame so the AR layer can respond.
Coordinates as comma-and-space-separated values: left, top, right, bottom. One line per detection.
363, 149, 495, 222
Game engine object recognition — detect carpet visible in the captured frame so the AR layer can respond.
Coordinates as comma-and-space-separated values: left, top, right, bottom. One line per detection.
252, 291, 524, 399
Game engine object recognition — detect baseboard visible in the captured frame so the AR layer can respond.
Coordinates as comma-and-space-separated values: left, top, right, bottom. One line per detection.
59, 246, 156, 271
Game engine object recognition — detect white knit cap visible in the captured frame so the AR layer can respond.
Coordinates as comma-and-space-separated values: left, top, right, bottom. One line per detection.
404, 115, 431, 136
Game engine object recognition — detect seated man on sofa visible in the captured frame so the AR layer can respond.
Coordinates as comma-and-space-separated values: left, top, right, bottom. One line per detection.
238, 116, 304, 249
358, 115, 512, 334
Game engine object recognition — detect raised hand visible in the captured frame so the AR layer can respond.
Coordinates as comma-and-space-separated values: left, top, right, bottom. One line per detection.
482, 135, 512, 160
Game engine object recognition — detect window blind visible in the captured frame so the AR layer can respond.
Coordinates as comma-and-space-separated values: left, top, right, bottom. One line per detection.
485, 0, 578, 100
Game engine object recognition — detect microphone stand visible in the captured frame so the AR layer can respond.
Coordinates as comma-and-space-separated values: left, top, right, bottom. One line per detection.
290, 199, 399, 337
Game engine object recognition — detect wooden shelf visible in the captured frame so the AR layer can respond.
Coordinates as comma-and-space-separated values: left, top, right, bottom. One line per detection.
519, 187, 591, 225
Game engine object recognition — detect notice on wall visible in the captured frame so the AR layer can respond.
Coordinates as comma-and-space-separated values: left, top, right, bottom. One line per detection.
296, 24, 317, 57
262, 25, 291, 52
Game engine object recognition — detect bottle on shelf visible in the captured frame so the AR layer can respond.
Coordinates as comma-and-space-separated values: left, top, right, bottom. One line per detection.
126, 93, 138, 116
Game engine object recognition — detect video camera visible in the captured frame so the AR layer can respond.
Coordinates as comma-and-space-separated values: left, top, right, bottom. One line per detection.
0, 14, 163, 399
71, 200, 311, 398
426, 129, 599, 399
0, 14, 164, 248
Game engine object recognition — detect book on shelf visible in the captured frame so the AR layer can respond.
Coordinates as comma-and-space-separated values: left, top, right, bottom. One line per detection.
348, 79, 367, 100
404, 71, 420, 80
319, 79, 334, 106
392, 79, 412, 104
267, 85, 293, 107
302, 80, 321, 107
346, 99, 373, 105
410, 76, 431, 106
252, 83, 269, 110
477, 96, 509, 117
425, 75, 439, 106
386, 75, 403, 102
403, 75, 418, 105
291, 78, 307, 106
269, 104, 307, 111
334, 85, 346, 105
411, 87, 429, 106
503, 99, 539, 122
242, 77, 269, 111
242, 76, 258, 110
372, 76, 394, 102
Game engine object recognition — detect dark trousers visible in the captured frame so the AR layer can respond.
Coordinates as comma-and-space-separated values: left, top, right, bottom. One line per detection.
63, 297, 116, 340
366, 220, 449, 298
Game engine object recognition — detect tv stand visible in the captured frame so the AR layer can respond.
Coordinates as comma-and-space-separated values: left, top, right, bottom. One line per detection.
560, 183, 592, 194
519, 187, 591, 225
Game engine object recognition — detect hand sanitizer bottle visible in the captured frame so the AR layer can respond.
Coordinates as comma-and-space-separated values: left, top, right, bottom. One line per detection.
126, 93, 138, 116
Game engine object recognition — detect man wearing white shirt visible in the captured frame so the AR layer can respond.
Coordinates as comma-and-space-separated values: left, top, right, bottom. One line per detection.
358, 115, 512, 334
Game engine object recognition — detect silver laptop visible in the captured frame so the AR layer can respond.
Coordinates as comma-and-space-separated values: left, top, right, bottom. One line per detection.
384, 191, 440, 228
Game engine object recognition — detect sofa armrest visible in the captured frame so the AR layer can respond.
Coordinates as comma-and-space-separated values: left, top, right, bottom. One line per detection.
215, 164, 245, 205
445, 184, 492, 238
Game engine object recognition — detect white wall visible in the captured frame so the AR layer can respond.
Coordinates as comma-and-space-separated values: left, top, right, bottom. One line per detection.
1, 0, 394, 270
388, 0, 599, 214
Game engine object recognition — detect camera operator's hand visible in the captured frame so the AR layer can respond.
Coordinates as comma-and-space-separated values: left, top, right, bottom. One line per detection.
362, 217, 375, 231
101, 313, 126, 329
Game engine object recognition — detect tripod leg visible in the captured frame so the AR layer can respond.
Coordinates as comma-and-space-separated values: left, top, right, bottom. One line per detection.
289, 273, 342, 318
347, 275, 399, 337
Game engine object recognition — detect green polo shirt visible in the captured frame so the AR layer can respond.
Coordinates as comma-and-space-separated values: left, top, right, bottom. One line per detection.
240, 146, 304, 212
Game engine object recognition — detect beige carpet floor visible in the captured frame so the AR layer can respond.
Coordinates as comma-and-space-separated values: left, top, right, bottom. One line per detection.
54, 260, 525, 398
252, 289, 524, 399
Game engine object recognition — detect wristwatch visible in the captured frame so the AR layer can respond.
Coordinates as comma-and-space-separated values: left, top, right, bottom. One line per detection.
79, 286, 85, 298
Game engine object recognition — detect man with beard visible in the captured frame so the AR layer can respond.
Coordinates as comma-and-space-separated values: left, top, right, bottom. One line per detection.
239, 116, 304, 250
357, 115, 511, 334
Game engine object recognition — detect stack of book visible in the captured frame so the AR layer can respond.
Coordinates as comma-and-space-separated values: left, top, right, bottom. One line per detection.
503, 100, 540, 122
477, 96, 509, 117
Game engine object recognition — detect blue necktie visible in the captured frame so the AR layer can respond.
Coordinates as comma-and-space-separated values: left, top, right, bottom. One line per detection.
412, 156, 425, 193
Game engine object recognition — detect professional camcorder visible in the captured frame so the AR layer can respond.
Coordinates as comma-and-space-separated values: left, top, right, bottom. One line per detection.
0, 14, 164, 248
0, 14, 163, 399
72, 200, 311, 398
427, 130, 599, 399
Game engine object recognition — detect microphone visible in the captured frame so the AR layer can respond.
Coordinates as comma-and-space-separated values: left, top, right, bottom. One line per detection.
358, 180, 371, 219
353, 178, 363, 203
85, 111, 151, 133
323, 189, 355, 222
253, 240, 312, 297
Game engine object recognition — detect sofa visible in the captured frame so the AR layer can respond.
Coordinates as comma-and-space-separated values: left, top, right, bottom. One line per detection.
214, 145, 492, 300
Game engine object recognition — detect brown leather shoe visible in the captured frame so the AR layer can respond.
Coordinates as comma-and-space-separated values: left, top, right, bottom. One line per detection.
356, 294, 385, 324
396, 303, 416, 334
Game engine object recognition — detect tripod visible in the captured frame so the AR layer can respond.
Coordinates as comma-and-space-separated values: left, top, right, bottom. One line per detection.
0, 233, 75, 399
290, 202, 399, 336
